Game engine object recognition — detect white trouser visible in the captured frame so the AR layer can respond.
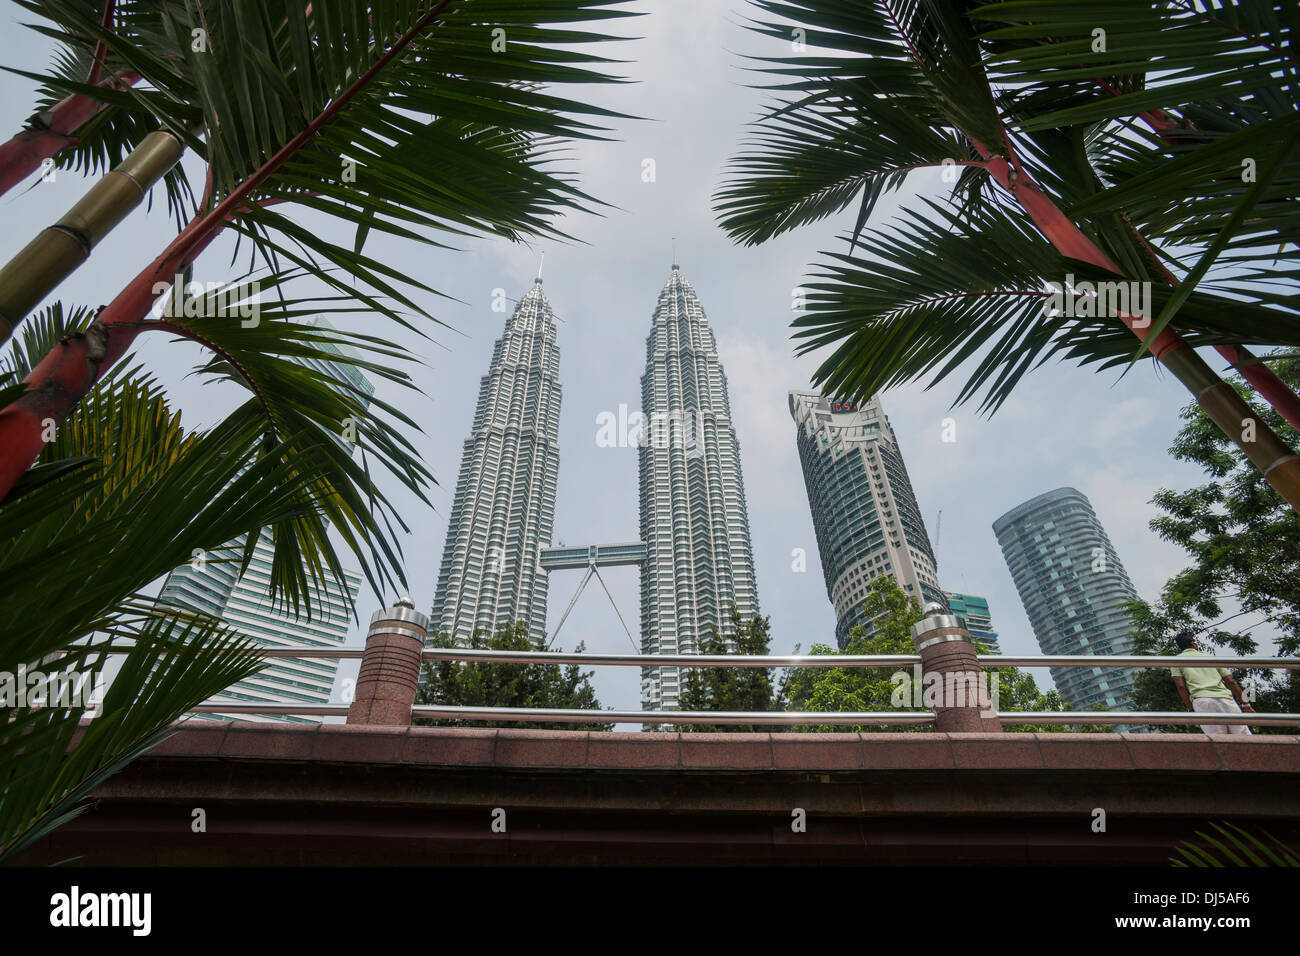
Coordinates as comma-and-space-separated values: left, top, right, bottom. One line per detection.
1193, 696, 1252, 735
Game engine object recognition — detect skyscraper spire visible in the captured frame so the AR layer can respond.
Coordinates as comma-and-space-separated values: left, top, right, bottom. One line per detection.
671, 236, 677, 269
536, 250, 544, 284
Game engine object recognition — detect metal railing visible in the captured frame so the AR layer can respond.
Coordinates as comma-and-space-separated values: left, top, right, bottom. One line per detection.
246, 647, 1300, 670
186, 702, 1288, 728
179, 647, 1300, 728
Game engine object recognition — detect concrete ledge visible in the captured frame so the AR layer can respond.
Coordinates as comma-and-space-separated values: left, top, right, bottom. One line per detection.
161, 723, 1300, 774
17, 724, 1297, 865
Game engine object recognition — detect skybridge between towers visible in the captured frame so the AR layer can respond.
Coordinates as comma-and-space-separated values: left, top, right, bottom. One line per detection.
539, 542, 647, 572
538, 541, 646, 650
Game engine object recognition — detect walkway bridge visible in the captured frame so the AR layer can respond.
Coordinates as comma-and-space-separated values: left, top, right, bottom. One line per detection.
15, 601, 1300, 866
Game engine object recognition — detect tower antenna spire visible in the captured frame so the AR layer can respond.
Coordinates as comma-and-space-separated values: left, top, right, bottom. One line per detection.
536, 251, 544, 283
671, 236, 677, 269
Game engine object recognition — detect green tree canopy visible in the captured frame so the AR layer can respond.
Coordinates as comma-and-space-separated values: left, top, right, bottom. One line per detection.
1129, 358, 1300, 731
676, 606, 785, 733
782, 576, 1107, 732
416, 621, 604, 731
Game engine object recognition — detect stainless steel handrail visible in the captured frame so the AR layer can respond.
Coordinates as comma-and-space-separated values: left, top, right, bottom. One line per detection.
124, 645, 1295, 725
128, 646, 1300, 669
183, 704, 1300, 727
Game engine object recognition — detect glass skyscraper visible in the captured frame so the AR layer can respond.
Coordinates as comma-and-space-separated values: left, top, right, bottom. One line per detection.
431, 276, 561, 645
156, 315, 369, 722
992, 487, 1139, 714
638, 263, 759, 710
790, 390, 944, 647
158, 535, 362, 723
945, 591, 1001, 654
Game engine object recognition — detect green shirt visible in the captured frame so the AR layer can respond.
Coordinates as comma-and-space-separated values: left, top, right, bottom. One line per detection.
1171, 648, 1233, 699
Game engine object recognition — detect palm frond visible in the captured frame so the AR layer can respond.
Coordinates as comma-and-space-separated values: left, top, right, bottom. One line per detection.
1170, 821, 1300, 867
973, 1, 1297, 132
794, 200, 1300, 413
0, 612, 264, 863
719, 0, 1300, 419
716, 0, 1005, 244
2, 363, 335, 670
150, 273, 431, 606
13, 0, 642, 257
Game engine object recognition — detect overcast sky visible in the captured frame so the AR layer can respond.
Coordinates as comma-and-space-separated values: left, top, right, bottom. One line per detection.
1, 1, 1231, 719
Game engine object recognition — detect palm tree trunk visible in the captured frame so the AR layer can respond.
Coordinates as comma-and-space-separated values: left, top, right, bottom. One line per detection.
0, 130, 183, 346
0, 73, 141, 198
1215, 344, 1300, 431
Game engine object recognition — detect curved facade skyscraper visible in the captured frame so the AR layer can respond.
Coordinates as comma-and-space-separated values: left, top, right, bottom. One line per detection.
431, 277, 561, 645
992, 487, 1139, 713
789, 390, 943, 647
156, 316, 368, 722
638, 264, 759, 710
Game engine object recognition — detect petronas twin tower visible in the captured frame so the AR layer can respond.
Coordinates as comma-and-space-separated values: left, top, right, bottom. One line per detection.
431, 276, 561, 647
637, 264, 758, 708
431, 262, 758, 710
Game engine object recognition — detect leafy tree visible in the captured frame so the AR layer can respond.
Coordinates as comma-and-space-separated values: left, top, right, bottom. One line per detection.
994, 671, 1110, 734
781, 575, 921, 731
416, 621, 604, 731
675, 606, 786, 733
1129, 358, 1300, 732
782, 576, 1108, 732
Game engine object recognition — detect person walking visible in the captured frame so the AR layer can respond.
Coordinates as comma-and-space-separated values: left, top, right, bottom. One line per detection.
1170, 633, 1254, 735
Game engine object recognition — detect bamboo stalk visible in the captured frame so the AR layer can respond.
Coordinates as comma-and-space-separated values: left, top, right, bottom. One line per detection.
1210, 344, 1300, 434
1161, 345, 1300, 502
0, 130, 184, 346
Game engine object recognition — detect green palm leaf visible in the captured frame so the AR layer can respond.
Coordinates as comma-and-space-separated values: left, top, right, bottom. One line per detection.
1170, 821, 1300, 867
0, 614, 263, 863
718, 0, 1300, 416
793, 200, 1300, 413
0, 344, 345, 861
1, 331, 357, 673
151, 274, 432, 607
11, 0, 640, 285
